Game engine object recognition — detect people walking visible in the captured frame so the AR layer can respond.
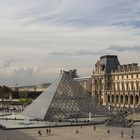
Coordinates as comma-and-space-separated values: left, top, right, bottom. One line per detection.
94, 124, 96, 131
131, 135, 134, 139
46, 129, 49, 135
38, 130, 42, 136
49, 129, 51, 135
75, 128, 79, 134
121, 130, 123, 138
132, 129, 135, 134
107, 130, 110, 133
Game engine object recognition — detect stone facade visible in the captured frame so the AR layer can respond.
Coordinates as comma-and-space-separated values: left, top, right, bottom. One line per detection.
92, 55, 140, 108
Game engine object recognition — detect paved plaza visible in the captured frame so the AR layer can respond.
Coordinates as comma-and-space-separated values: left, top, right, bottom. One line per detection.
1, 124, 140, 140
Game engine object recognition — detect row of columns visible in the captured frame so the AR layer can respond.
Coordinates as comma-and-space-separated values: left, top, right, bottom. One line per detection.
106, 94, 139, 106
112, 81, 140, 91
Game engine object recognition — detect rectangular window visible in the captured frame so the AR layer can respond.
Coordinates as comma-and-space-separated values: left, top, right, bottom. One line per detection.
115, 76, 118, 80
124, 75, 127, 79
119, 75, 122, 79
133, 74, 137, 79
128, 75, 131, 79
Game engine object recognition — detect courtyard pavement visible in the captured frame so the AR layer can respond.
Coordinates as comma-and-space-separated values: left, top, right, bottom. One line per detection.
1, 124, 140, 140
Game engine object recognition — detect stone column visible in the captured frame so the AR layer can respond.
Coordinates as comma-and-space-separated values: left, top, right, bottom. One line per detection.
114, 92, 116, 107
110, 94, 112, 106
128, 95, 131, 108
102, 91, 106, 106
138, 95, 140, 106
118, 94, 121, 107
133, 94, 136, 108
123, 95, 125, 107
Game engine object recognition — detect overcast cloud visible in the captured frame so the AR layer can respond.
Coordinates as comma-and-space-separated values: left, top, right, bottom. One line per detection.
0, 0, 140, 86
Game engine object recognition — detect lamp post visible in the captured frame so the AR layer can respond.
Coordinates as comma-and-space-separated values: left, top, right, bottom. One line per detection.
89, 112, 91, 122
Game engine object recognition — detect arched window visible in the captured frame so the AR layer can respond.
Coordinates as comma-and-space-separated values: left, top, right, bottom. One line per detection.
120, 95, 123, 104
107, 95, 110, 103
117, 83, 120, 91
131, 82, 134, 90
130, 95, 133, 104
126, 82, 129, 90
111, 95, 114, 103
112, 83, 115, 90
116, 95, 119, 104
125, 95, 128, 104
135, 95, 139, 104
122, 82, 124, 91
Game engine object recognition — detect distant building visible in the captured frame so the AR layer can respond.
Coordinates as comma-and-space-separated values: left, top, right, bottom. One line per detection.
16, 83, 51, 92
75, 77, 92, 92
92, 55, 140, 108
61, 69, 79, 78
11, 56, 140, 109
61, 69, 92, 92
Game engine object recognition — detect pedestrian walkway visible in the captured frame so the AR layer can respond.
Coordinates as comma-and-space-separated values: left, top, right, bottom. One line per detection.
0, 124, 140, 140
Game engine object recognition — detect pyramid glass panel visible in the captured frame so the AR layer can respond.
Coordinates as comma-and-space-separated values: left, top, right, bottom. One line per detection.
23, 71, 112, 121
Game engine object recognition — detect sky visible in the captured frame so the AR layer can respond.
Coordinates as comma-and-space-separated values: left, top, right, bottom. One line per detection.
0, 0, 140, 86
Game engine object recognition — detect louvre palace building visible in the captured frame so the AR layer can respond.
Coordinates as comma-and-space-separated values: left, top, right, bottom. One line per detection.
91, 55, 140, 108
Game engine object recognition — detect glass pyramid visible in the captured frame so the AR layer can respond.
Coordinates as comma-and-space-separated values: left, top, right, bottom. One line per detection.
23, 71, 111, 121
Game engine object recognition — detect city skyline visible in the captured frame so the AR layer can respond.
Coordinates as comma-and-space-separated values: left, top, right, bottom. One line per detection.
0, 0, 140, 86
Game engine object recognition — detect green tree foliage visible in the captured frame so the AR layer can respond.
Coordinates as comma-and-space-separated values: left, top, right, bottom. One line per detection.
0, 85, 12, 98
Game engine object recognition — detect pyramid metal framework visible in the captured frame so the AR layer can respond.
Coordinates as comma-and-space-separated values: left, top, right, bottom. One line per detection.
106, 110, 133, 126
23, 72, 112, 121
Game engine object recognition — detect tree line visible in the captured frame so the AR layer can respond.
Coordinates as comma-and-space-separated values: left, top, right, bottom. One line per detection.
0, 85, 42, 99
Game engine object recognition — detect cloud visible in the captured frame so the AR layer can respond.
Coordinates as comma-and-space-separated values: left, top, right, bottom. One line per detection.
1, 0, 140, 27
0, 59, 61, 85
0, 60, 15, 69
49, 45, 140, 57
50, 49, 105, 56
7, 0, 140, 27
107, 46, 140, 52
12, 67, 34, 78
0, 0, 140, 85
